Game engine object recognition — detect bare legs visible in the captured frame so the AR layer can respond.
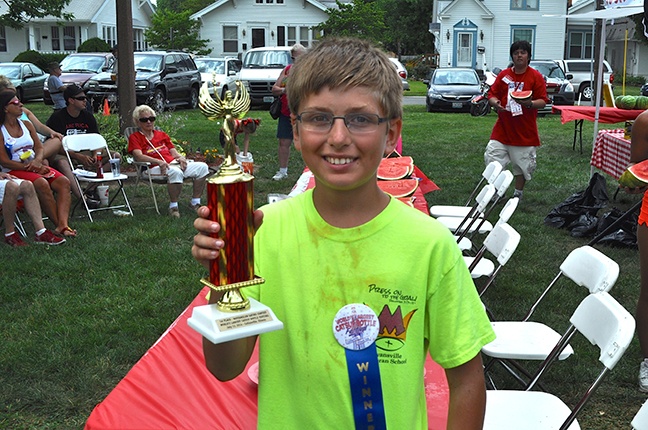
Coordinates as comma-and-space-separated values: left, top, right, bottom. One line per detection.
2, 181, 45, 235
32, 176, 74, 235
278, 138, 292, 169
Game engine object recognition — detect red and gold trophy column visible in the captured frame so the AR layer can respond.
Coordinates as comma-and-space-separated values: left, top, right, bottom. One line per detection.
187, 81, 283, 344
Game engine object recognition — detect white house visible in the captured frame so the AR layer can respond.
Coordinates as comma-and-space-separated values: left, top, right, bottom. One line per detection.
432, 0, 568, 73
190, 0, 344, 58
0, 0, 155, 62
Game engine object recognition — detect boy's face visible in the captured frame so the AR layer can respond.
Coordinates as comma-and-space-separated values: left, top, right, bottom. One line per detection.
511, 49, 530, 68
291, 86, 401, 192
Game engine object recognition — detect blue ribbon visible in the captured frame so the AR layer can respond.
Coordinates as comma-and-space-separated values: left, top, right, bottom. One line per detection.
345, 343, 387, 430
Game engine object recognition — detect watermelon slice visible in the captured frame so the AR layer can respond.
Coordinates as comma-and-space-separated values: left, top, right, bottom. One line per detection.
510, 90, 532, 101
619, 159, 648, 189
377, 179, 418, 197
377, 156, 414, 179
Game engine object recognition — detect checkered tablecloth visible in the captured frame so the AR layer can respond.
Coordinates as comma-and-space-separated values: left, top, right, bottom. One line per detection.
590, 129, 631, 179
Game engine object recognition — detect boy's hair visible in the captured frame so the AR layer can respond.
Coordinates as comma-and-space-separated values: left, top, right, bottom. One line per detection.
133, 105, 156, 126
287, 37, 402, 121
48, 62, 61, 73
510, 40, 532, 61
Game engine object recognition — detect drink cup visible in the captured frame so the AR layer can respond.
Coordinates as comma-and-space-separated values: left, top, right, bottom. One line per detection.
98, 185, 109, 206
110, 158, 120, 177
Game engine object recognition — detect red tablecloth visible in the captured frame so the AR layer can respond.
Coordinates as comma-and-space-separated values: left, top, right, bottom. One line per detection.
85, 288, 450, 429
552, 105, 645, 124
590, 128, 631, 179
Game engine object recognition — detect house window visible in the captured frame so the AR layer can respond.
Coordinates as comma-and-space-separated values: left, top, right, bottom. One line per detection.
223, 26, 238, 53
256, 0, 263, 2
511, 0, 538, 10
277, 26, 285, 46
511, 26, 535, 56
568, 31, 593, 59
0, 27, 6, 52
286, 26, 310, 47
103, 26, 116, 47
63, 26, 76, 51
52, 27, 60, 51
300, 27, 309, 48
134, 29, 145, 51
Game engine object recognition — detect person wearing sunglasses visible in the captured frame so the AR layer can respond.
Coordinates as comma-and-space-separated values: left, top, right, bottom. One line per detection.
127, 104, 209, 218
0, 90, 77, 237
47, 85, 120, 202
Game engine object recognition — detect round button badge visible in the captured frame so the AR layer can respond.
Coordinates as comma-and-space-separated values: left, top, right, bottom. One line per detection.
332, 304, 379, 351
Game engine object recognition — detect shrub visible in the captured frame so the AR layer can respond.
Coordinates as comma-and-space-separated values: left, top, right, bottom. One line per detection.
409, 63, 432, 80
78, 37, 112, 53
95, 113, 127, 156
14, 50, 46, 69
623, 75, 646, 87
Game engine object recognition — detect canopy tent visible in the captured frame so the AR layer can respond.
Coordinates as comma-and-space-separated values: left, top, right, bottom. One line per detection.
564, 0, 645, 176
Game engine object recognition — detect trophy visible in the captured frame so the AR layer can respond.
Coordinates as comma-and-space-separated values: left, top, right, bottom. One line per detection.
187, 80, 283, 345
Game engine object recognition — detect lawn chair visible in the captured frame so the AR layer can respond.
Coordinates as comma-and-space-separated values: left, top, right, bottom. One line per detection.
435, 184, 496, 239
124, 126, 167, 214
481, 245, 619, 389
0, 202, 27, 237
633, 400, 648, 430
429, 161, 502, 218
483, 291, 635, 430
462, 222, 520, 295
62, 134, 133, 222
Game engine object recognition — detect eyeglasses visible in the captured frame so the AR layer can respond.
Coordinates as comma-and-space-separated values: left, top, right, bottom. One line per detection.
296, 112, 388, 134
74, 96, 87, 101
139, 116, 156, 123
7, 99, 20, 106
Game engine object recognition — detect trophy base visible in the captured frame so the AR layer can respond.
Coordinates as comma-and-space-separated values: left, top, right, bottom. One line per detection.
188, 298, 283, 345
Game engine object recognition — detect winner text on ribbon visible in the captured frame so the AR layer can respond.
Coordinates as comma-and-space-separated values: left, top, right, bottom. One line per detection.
216, 310, 273, 332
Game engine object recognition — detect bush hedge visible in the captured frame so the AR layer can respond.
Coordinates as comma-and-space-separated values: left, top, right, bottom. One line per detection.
13, 50, 67, 70
78, 37, 112, 53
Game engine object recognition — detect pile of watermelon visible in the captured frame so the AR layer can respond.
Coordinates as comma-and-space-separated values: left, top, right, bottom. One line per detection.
615, 95, 648, 110
376, 156, 418, 198
618, 159, 648, 189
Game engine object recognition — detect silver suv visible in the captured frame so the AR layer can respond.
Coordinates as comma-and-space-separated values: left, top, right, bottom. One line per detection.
554, 59, 613, 102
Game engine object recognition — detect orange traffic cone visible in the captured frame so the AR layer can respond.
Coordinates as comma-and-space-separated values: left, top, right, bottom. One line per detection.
103, 99, 110, 116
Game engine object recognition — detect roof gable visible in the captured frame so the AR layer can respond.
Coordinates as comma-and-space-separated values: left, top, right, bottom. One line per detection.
191, 0, 333, 20
440, 0, 494, 19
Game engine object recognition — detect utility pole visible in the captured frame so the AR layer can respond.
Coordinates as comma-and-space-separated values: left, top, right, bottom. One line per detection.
116, 0, 136, 135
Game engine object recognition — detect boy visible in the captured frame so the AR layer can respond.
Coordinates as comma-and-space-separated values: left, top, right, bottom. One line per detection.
192, 37, 494, 429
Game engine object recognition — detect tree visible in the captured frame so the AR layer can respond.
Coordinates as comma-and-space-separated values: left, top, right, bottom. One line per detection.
377, 0, 435, 57
156, 0, 213, 14
144, 9, 212, 55
0, 0, 73, 30
312, 0, 387, 42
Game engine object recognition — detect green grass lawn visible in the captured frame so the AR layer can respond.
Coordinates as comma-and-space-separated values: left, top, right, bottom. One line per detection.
1, 99, 646, 428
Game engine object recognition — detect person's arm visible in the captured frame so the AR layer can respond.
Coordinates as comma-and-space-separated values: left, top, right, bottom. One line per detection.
272, 67, 288, 96
488, 97, 504, 112
23, 108, 63, 141
23, 122, 51, 175
444, 354, 487, 430
192, 206, 265, 380
168, 147, 187, 170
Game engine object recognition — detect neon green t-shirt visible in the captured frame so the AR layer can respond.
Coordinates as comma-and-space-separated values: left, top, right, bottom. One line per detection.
245, 189, 495, 429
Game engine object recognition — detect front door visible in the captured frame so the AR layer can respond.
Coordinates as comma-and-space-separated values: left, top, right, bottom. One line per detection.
252, 29, 265, 48
456, 33, 473, 68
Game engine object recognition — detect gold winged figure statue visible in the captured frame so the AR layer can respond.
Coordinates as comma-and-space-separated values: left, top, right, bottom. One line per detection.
199, 80, 250, 170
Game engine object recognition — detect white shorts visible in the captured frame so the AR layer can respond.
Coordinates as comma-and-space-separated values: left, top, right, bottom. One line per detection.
143, 160, 210, 184
484, 140, 537, 181
0, 178, 25, 205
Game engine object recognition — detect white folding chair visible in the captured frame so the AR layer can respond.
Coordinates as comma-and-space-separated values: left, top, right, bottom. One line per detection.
484, 291, 635, 430
458, 196, 519, 253
463, 223, 520, 294
632, 400, 648, 430
62, 134, 133, 222
482, 245, 619, 389
429, 161, 502, 217
435, 184, 496, 238
124, 126, 167, 215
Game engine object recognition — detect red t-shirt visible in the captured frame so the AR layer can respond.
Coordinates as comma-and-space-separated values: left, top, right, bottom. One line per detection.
489, 66, 549, 147
128, 130, 175, 163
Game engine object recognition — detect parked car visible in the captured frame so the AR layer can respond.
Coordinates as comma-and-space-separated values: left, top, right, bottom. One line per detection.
424, 68, 482, 113
239, 46, 292, 105
641, 83, 648, 97
389, 58, 410, 91
43, 52, 114, 104
555, 59, 613, 101
0, 62, 47, 102
529, 60, 575, 112
85, 51, 201, 112
194, 57, 241, 99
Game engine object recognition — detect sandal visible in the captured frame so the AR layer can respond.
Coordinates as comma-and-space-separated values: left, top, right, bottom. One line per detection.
56, 226, 78, 237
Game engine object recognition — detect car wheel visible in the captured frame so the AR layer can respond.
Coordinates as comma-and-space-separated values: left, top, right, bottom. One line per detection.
148, 89, 166, 113
188, 87, 199, 109
426, 102, 433, 113
580, 84, 593, 101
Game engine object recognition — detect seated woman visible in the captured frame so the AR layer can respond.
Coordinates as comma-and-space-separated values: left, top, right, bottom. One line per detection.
1, 172, 65, 246
0, 90, 76, 237
127, 105, 209, 219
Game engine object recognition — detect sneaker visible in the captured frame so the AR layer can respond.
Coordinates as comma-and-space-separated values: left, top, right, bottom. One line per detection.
639, 359, 648, 392
188, 203, 201, 213
34, 229, 65, 246
168, 207, 180, 219
272, 170, 288, 181
5, 232, 28, 247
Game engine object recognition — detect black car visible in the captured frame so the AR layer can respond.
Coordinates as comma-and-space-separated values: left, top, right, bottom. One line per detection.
85, 51, 201, 112
424, 68, 482, 113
